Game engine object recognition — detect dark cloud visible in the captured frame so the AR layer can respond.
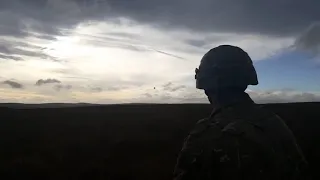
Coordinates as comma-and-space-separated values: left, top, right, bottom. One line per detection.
152, 49, 186, 60
1, 46, 42, 58
91, 87, 103, 92
142, 93, 153, 98
294, 22, 320, 55
36, 78, 61, 86
171, 85, 187, 92
0, 39, 45, 53
0, 9, 29, 37
1, 0, 319, 40
184, 34, 235, 49
186, 39, 208, 48
100, 0, 320, 36
54, 84, 72, 91
106, 86, 123, 91
0, 39, 58, 61
0, 54, 23, 61
31, 33, 58, 41
163, 82, 173, 88
163, 82, 186, 92
3, 80, 23, 89
0, 0, 102, 37
106, 32, 141, 39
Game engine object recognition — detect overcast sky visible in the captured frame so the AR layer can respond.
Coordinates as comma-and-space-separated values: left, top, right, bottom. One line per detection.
0, 0, 320, 104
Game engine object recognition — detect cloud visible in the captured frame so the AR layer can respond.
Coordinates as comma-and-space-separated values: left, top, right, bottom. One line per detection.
0, 45, 49, 59
106, 87, 123, 91
163, 82, 173, 88
79, 31, 187, 59
0, 39, 58, 61
3, 80, 23, 89
134, 86, 320, 104
91, 87, 103, 92
36, 78, 61, 86
0, 1, 300, 66
143, 93, 153, 98
152, 49, 186, 60
178, 91, 320, 104
247, 89, 320, 104
171, 85, 187, 92
163, 82, 187, 92
73, 21, 294, 61
54, 84, 72, 91
294, 22, 320, 56
0, 1, 319, 104
0, 54, 23, 61
31, 33, 58, 41
91, 0, 319, 36
0, 0, 74, 37
1, 0, 319, 39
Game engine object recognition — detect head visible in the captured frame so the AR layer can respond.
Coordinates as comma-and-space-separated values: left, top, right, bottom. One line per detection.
195, 45, 258, 103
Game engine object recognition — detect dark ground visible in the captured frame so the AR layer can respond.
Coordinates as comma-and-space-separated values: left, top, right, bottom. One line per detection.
0, 103, 319, 180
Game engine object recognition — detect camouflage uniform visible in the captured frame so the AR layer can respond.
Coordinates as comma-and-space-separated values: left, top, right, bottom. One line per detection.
173, 97, 308, 180
174, 45, 309, 180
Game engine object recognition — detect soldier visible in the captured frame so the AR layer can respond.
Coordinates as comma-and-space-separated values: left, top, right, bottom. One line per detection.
173, 45, 309, 180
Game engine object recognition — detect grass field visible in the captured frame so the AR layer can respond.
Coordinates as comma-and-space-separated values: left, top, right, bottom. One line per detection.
0, 103, 319, 179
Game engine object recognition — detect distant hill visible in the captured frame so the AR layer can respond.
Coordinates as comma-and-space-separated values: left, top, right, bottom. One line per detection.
0, 101, 318, 109
0, 103, 97, 109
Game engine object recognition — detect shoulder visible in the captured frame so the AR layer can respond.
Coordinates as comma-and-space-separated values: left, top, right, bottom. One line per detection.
189, 117, 211, 135
219, 103, 282, 125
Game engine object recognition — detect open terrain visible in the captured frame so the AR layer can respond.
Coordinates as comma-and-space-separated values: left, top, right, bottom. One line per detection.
0, 103, 319, 180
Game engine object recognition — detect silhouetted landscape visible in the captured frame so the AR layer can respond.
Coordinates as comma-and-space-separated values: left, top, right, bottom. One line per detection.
0, 103, 319, 180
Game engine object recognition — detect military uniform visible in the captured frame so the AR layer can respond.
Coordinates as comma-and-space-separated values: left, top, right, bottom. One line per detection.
174, 45, 309, 180
173, 97, 308, 180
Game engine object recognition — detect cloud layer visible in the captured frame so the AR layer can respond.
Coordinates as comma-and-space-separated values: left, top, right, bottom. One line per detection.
54, 84, 72, 91
36, 78, 61, 86
3, 80, 23, 89
1, 0, 319, 39
294, 22, 320, 56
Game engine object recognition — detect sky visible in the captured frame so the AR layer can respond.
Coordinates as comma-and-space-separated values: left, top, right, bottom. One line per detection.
0, 0, 320, 104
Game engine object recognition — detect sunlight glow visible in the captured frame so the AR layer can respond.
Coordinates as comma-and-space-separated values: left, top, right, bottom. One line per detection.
43, 22, 193, 81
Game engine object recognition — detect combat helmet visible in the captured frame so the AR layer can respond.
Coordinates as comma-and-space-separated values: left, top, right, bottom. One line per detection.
195, 45, 258, 90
